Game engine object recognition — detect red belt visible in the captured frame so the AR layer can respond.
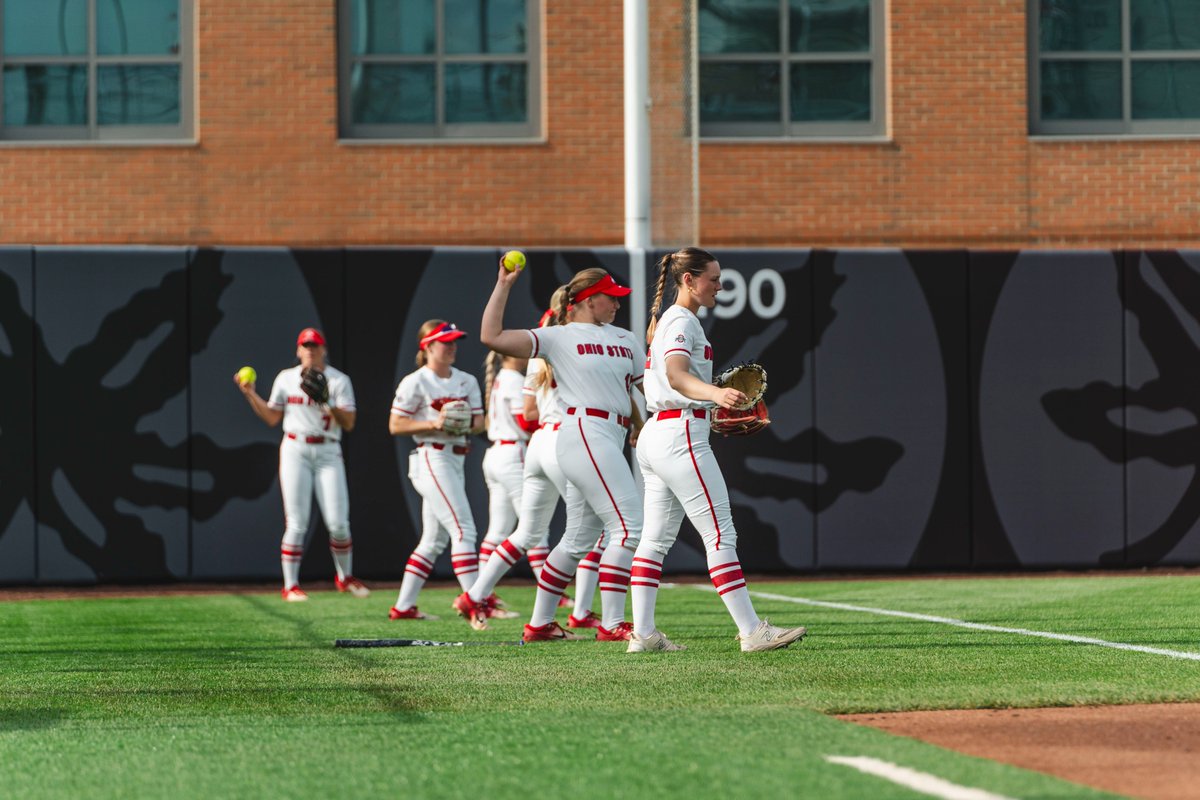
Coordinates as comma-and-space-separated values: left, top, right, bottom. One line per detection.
540, 422, 561, 431
496, 440, 520, 445
655, 408, 708, 421
420, 442, 470, 455
287, 433, 327, 444
566, 407, 631, 428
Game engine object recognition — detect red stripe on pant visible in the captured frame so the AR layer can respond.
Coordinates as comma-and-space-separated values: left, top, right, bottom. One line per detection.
685, 422, 722, 549
630, 556, 662, 588
537, 561, 571, 596
577, 418, 632, 545
709, 561, 746, 595
479, 542, 497, 561
424, 450, 465, 539
329, 539, 352, 552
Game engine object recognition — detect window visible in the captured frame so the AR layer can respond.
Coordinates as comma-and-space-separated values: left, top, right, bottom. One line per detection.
0, 0, 192, 141
338, 0, 540, 140
697, 0, 885, 138
1032, 0, 1200, 135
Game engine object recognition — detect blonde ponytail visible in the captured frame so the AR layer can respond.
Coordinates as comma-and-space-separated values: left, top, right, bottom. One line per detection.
646, 252, 674, 344
483, 350, 501, 413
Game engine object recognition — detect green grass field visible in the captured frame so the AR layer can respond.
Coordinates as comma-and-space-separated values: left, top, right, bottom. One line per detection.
3, 575, 1198, 799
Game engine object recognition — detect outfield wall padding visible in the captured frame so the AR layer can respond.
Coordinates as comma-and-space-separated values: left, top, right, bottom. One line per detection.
2, 246, 1197, 584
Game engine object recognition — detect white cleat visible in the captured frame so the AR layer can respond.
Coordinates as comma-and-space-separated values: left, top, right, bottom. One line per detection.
738, 619, 807, 652
627, 629, 687, 653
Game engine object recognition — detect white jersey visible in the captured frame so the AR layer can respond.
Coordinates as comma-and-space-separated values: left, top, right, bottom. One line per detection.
644, 305, 714, 414
523, 358, 563, 425
526, 322, 645, 416
487, 367, 529, 443
391, 365, 483, 446
267, 364, 356, 441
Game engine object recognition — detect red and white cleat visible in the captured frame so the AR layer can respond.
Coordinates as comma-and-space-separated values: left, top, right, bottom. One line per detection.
334, 575, 370, 598
596, 621, 634, 641
281, 586, 309, 602
522, 621, 584, 642
452, 592, 489, 631
484, 593, 520, 619
566, 611, 602, 629
388, 606, 439, 621
557, 593, 573, 608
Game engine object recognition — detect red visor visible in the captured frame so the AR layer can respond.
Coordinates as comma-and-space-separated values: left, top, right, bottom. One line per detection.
571, 274, 631, 303
419, 322, 468, 350
297, 328, 326, 346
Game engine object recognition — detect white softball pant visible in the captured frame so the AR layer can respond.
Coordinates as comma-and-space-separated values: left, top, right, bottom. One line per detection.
481, 441, 525, 548
636, 411, 738, 556
407, 446, 479, 560
508, 426, 604, 554
279, 437, 351, 544
556, 414, 642, 555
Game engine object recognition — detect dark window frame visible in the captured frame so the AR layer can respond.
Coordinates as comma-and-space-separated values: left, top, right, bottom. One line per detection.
698, 0, 886, 139
337, 0, 542, 141
1030, 0, 1200, 136
0, 0, 193, 142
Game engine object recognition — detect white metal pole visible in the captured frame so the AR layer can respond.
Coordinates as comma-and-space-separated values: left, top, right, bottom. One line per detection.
624, 0, 651, 343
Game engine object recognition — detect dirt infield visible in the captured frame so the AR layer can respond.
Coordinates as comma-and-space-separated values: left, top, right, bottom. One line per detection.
841, 703, 1200, 800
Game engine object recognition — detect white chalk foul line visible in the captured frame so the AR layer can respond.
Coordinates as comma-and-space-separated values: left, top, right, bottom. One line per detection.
696, 587, 1200, 662
825, 756, 1017, 800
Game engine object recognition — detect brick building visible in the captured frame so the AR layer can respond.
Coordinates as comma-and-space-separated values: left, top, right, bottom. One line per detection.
1, 0, 1197, 248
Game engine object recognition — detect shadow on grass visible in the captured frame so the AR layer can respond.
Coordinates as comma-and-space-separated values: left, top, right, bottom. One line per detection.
235, 594, 429, 720
0, 708, 66, 732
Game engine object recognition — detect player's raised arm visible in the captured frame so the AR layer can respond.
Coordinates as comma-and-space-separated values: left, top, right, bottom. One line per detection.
480, 257, 535, 358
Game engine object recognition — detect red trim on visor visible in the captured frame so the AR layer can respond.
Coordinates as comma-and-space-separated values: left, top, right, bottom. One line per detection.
572, 274, 631, 303
419, 322, 467, 350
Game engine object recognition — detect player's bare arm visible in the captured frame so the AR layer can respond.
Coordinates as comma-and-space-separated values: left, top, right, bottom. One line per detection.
469, 414, 486, 436
327, 406, 356, 433
480, 259, 535, 358
522, 395, 540, 423
389, 414, 443, 436
234, 374, 284, 427
664, 354, 746, 409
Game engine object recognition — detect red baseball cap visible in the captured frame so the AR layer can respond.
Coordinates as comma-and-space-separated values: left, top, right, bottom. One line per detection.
297, 328, 326, 346
572, 273, 631, 303
419, 321, 468, 350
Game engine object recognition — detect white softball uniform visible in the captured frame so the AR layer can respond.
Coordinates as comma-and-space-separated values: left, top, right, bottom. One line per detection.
267, 365, 356, 544
391, 367, 484, 561
637, 305, 737, 555
526, 322, 645, 555
481, 368, 529, 547
507, 359, 603, 553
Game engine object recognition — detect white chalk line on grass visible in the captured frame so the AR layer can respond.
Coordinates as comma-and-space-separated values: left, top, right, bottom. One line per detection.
824, 756, 1016, 800
692, 587, 1200, 662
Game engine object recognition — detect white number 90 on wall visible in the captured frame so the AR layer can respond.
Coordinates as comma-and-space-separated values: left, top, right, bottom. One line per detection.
696, 268, 786, 319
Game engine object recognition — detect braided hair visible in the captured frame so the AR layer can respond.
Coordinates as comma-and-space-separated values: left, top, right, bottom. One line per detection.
646, 247, 717, 344
532, 286, 570, 391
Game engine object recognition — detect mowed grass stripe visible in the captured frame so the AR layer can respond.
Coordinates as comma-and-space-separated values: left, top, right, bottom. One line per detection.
730, 588, 1200, 661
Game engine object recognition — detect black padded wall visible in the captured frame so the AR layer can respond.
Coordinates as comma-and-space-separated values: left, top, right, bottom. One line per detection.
0, 248, 35, 582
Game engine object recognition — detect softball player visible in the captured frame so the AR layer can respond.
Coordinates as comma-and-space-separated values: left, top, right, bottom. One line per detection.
631, 247, 808, 653
473, 262, 646, 642
234, 327, 369, 602
454, 298, 606, 631
478, 351, 535, 568
387, 320, 484, 621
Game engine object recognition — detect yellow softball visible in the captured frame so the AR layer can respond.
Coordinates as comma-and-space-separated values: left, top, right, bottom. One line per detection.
236, 366, 257, 385
502, 250, 527, 272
